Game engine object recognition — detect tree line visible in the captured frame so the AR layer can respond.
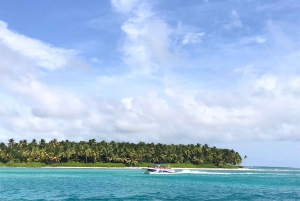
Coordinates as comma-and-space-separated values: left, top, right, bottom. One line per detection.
0, 138, 243, 167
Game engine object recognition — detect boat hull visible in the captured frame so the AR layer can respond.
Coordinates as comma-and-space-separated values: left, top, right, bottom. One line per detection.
142, 168, 176, 174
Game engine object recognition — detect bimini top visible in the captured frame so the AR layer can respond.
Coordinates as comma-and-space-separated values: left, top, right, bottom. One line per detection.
149, 164, 171, 168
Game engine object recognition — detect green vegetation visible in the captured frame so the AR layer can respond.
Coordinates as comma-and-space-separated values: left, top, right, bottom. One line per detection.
0, 139, 243, 168
1, 161, 47, 167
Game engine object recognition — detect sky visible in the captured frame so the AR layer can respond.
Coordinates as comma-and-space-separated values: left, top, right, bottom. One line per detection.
0, 0, 299, 168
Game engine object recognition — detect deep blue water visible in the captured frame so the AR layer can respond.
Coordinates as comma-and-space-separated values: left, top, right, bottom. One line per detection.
0, 167, 299, 200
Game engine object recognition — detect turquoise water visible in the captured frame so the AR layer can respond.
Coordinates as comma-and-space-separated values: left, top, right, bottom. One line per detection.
1, 167, 299, 200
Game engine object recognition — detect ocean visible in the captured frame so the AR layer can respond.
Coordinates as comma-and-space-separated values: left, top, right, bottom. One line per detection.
0, 167, 299, 200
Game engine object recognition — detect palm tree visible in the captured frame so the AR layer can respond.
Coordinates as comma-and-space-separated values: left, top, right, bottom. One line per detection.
244, 155, 248, 166
84, 145, 92, 163
8, 138, 15, 148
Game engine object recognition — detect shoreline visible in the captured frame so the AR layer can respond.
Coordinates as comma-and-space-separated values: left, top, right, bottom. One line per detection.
38, 166, 251, 170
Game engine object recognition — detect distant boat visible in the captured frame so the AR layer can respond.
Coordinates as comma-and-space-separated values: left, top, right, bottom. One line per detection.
142, 164, 176, 174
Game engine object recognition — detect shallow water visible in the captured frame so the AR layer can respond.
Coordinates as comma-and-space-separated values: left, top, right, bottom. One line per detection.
0, 167, 299, 200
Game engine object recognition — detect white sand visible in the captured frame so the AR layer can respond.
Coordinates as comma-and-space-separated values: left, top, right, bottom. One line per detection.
41, 166, 250, 170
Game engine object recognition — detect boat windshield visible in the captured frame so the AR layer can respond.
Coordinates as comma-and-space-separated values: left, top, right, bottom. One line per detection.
148, 164, 171, 169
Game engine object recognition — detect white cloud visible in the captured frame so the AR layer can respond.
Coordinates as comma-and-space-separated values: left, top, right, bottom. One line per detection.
90, 57, 101, 63
113, 1, 176, 74
255, 37, 266, 43
3, 76, 87, 119
22, 74, 300, 143
254, 75, 277, 91
224, 10, 243, 29
0, 20, 75, 70
0, 21, 87, 123
121, 97, 133, 110
181, 32, 205, 45
110, 0, 140, 13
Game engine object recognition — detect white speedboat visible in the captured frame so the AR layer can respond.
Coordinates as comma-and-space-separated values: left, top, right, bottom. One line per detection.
142, 164, 176, 174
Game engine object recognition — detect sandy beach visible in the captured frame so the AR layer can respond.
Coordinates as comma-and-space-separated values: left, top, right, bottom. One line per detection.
41, 166, 251, 170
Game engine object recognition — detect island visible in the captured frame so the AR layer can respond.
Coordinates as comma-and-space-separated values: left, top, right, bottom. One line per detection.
0, 139, 244, 168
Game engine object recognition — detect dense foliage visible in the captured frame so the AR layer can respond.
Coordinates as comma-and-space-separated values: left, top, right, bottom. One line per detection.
0, 139, 242, 167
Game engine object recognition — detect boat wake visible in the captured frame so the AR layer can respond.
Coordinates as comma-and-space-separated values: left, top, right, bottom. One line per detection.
148, 172, 179, 175
146, 169, 297, 176
176, 169, 298, 175
177, 170, 235, 175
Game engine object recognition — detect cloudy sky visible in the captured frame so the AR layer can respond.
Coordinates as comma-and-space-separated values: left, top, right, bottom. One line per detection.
0, 0, 299, 167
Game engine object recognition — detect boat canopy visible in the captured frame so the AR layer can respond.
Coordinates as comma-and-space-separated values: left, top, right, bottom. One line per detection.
148, 164, 171, 168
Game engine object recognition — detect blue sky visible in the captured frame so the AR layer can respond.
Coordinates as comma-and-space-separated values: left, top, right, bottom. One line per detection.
0, 0, 299, 167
